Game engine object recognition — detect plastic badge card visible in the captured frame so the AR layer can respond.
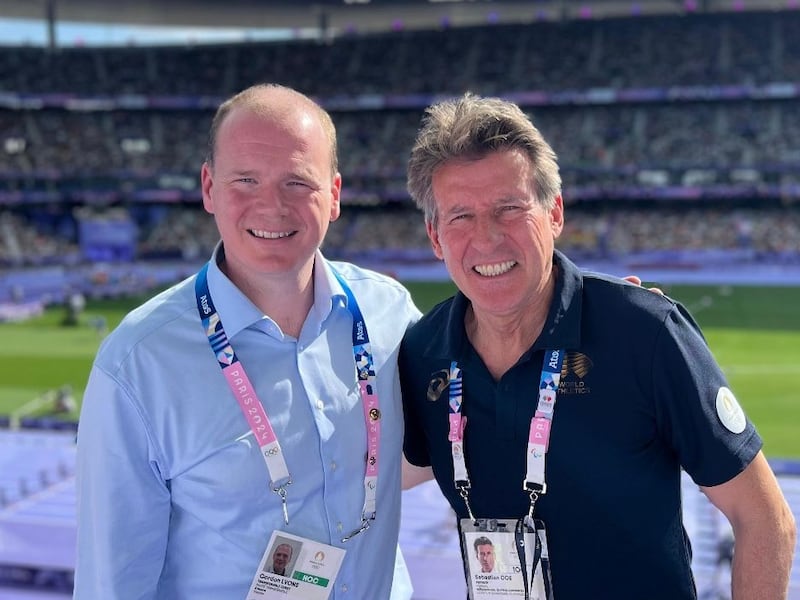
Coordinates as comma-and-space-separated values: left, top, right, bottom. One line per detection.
461, 518, 551, 600
247, 531, 346, 600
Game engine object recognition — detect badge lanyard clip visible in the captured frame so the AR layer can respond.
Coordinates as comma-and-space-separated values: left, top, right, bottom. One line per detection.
524, 482, 546, 520
457, 481, 477, 524
341, 513, 374, 542
271, 479, 293, 525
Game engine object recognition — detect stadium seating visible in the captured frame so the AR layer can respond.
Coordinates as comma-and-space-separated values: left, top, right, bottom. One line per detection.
1, 11, 799, 275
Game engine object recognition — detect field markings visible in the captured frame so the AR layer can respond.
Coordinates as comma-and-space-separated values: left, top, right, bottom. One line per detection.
686, 295, 715, 314
721, 364, 800, 375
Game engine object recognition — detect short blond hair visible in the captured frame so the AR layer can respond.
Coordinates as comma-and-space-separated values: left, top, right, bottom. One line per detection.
206, 83, 338, 175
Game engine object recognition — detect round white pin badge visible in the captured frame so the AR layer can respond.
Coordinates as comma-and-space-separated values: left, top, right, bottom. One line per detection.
715, 386, 746, 434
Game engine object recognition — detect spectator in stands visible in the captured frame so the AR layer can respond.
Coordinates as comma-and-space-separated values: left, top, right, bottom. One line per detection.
73, 83, 420, 599
400, 93, 797, 600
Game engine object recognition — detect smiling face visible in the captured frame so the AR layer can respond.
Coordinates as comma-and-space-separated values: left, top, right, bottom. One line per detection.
201, 92, 341, 290
427, 149, 563, 321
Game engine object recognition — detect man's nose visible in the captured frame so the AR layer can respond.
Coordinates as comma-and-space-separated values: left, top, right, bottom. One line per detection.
472, 214, 503, 248
256, 188, 289, 213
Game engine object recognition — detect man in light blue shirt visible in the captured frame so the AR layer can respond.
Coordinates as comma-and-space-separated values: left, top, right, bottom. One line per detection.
74, 84, 421, 599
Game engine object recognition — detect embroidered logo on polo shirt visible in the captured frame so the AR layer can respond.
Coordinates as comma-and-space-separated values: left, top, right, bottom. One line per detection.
558, 352, 593, 395
715, 386, 746, 434
427, 369, 451, 402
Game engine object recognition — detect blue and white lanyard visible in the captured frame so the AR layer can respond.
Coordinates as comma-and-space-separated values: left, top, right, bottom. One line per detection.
447, 349, 565, 521
194, 263, 381, 541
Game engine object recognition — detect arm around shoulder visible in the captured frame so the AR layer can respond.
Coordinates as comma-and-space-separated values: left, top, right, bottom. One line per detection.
401, 454, 434, 490
700, 451, 796, 600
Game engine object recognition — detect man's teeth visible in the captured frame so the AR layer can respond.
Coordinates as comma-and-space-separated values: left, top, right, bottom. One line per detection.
474, 261, 516, 277
251, 229, 293, 239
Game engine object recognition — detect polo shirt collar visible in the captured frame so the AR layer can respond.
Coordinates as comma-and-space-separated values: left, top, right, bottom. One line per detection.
205, 243, 345, 340
423, 250, 583, 359
535, 249, 583, 352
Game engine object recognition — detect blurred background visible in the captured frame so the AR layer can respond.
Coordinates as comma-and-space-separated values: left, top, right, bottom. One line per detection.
0, 0, 799, 598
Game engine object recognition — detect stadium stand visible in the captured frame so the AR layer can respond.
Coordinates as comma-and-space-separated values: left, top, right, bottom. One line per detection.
1, 6, 800, 597
1, 11, 800, 286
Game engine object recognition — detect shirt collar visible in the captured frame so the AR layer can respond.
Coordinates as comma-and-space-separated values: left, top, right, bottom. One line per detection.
310, 251, 348, 334
423, 250, 583, 359
205, 243, 346, 340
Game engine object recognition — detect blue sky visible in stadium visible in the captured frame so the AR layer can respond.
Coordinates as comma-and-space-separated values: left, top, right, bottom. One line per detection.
0, 17, 307, 47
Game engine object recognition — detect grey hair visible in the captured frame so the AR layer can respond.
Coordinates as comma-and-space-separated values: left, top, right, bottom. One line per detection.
407, 92, 561, 226
205, 83, 338, 175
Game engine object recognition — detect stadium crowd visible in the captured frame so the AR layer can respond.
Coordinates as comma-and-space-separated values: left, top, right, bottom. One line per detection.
1, 10, 800, 268
3, 203, 799, 269
1, 11, 799, 95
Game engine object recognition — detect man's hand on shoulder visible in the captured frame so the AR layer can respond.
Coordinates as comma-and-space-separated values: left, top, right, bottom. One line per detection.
623, 275, 663, 296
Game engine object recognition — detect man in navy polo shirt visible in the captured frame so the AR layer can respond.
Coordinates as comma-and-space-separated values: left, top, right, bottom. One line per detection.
400, 93, 796, 599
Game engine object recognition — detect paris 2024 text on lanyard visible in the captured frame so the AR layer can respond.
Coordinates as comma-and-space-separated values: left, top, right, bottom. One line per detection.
195, 263, 381, 600
450, 349, 563, 600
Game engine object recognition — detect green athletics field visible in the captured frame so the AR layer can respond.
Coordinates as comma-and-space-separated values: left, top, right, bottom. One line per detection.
1, 282, 798, 458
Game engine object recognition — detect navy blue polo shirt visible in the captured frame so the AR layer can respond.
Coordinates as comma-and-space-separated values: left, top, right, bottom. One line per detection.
400, 250, 761, 599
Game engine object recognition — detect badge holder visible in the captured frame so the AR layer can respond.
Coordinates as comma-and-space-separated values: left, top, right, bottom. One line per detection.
246, 530, 346, 600
461, 517, 553, 600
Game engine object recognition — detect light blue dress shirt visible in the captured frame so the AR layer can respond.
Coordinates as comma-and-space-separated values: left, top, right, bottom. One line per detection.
74, 247, 421, 599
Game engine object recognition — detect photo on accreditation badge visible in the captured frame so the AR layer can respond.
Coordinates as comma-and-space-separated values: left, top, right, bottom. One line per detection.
469, 532, 504, 574
463, 529, 518, 599
262, 536, 302, 578
249, 530, 347, 600
463, 524, 547, 600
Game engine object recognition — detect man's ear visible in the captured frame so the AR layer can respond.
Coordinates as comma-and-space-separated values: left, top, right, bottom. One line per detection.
550, 195, 564, 239
201, 162, 214, 215
426, 221, 444, 260
329, 172, 342, 222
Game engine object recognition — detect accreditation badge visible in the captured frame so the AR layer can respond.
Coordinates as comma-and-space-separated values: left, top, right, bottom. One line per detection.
246, 531, 346, 600
461, 518, 554, 600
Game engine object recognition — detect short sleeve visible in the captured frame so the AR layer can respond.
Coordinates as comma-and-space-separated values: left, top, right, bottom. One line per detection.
650, 305, 761, 487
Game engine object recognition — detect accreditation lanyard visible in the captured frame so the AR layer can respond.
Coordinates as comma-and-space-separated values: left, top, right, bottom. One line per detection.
447, 348, 565, 522
194, 263, 381, 542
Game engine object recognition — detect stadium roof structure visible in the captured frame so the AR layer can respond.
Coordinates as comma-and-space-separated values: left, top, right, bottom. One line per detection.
2, 0, 794, 40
